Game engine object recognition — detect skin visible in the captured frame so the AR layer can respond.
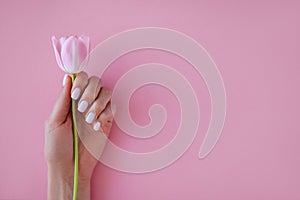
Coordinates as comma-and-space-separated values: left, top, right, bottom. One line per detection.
44, 72, 114, 200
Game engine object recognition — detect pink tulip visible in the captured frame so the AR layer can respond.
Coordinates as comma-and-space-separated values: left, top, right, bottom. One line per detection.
51, 35, 90, 73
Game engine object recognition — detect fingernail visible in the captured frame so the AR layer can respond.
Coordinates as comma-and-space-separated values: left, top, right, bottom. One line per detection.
93, 121, 101, 131
71, 88, 80, 100
62, 74, 68, 86
78, 100, 88, 112
86, 112, 95, 124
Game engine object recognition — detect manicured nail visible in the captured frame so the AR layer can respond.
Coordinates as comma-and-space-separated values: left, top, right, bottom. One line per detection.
78, 100, 88, 112
93, 121, 101, 131
71, 88, 81, 100
86, 112, 95, 124
62, 74, 68, 86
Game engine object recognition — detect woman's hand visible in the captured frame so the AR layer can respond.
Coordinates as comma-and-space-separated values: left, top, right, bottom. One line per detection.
44, 72, 114, 200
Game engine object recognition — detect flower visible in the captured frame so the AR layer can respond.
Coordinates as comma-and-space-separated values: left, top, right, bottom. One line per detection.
51, 35, 90, 73
51, 35, 90, 200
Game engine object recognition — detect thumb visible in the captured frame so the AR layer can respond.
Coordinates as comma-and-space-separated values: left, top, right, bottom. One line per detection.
48, 74, 72, 126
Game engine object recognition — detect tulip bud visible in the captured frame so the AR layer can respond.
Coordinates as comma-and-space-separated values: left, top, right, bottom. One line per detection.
51, 35, 90, 73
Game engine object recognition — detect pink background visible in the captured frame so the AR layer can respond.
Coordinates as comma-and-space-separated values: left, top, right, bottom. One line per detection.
0, 0, 299, 199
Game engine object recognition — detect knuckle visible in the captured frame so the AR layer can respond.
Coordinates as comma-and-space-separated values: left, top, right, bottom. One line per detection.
74, 72, 88, 88
100, 111, 113, 121
78, 71, 88, 80
79, 71, 88, 77
99, 112, 108, 120
102, 87, 112, 97
89, 76, 100, 84
95, 101, 106, 112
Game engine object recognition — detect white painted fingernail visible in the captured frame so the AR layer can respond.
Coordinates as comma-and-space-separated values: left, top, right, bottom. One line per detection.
62, 74, 68, 86
86, 112, 95, 124
78, 100, 88, 112
71, 88, 81, 100
93, 121, 101, 131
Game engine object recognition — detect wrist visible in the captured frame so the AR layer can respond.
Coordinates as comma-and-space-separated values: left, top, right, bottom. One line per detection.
47, 166, 91, 200
48, 167, 73, 200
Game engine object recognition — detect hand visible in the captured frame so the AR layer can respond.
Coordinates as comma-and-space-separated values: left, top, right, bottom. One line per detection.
45, 72, 114, 200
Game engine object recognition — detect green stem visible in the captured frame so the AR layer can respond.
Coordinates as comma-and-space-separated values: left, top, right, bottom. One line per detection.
71, 73, 78, 200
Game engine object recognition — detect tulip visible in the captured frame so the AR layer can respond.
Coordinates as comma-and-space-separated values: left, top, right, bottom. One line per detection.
51, 35, 90, 200
51, 35, 90, 73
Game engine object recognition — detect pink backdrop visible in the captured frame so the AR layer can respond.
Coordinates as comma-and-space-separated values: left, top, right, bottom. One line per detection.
0, 0, 299, 199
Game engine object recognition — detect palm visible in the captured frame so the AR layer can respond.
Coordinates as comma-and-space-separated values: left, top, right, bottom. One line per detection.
45, 109, 109, 180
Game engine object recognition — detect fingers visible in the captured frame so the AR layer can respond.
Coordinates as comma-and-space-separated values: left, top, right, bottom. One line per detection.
71, 71, 89, 100
85, 87, 112, 124
77, 76, 102, 113
96, 102, 116, 136
70, 73, 114, 134
47, 74, 72, 127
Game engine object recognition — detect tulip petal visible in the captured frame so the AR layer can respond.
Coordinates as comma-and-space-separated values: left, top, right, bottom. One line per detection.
51, 36, 65, 72
73, 39, 89, 73
78, 56, 89, 72
78, 36, 90, 72
79, 35, 90, 52
72, 36, 82, 71
61, 36, 89, 73
61, 36, 75, 72
59, 37, 67, 48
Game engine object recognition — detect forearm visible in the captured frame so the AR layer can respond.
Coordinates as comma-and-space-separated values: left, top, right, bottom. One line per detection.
47, 166, 91, 200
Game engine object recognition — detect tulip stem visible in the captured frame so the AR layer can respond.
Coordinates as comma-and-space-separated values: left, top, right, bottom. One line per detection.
71, 73, 78, 200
